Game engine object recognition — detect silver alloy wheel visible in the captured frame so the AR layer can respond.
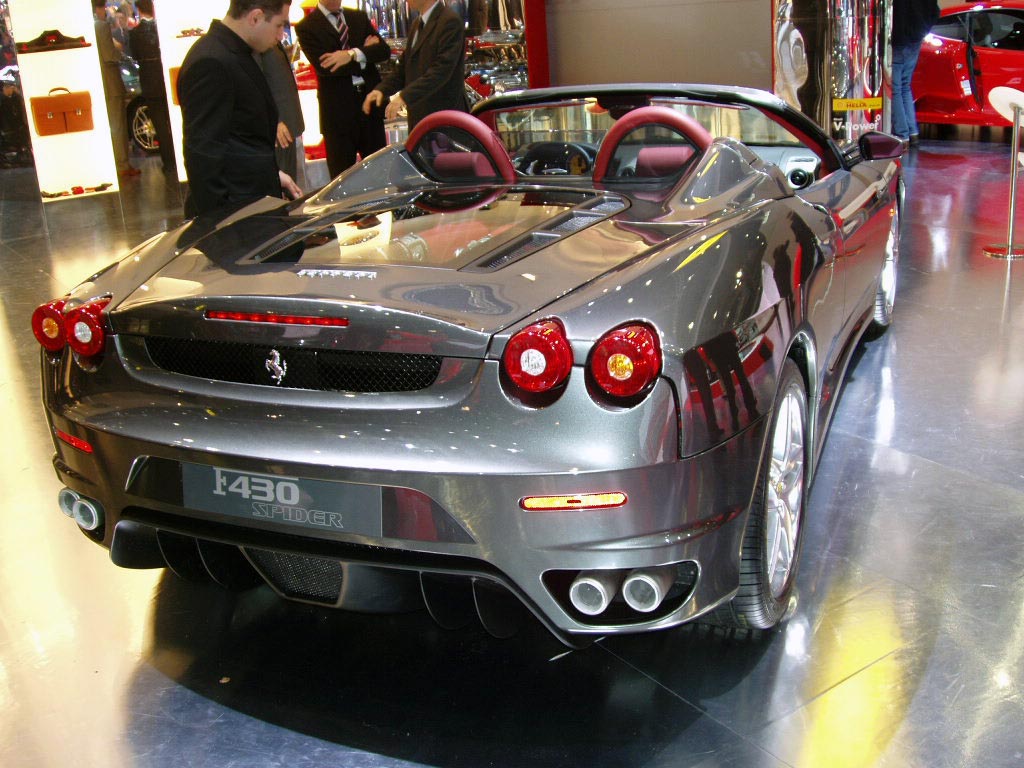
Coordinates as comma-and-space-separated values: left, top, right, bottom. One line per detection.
131, 103, 158, 153
764, 383, 805, 599
876, 203, 900, 325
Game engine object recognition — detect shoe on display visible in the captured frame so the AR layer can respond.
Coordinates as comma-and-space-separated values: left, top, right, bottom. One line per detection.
16, 30, 91, 54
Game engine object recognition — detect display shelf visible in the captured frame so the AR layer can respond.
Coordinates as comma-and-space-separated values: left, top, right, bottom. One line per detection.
8, 0, 118, 200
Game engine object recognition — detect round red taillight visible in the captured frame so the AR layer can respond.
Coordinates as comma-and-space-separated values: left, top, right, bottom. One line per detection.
32, 299, 68, 352
503, 319, 574, 393
64, 298, 111, 358
590, 324, 662, 398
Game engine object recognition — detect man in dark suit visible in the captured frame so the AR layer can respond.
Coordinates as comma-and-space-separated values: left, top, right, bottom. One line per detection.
362, 0, 467, 131
295, 2, 390, 178
178, 0, 301, 217
129, 0, 175, 174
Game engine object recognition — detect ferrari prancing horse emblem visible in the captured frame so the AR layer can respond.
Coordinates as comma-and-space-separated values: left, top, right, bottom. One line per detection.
265, 349, 287, 385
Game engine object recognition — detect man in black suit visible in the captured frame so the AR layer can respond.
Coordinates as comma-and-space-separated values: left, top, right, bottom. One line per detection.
362, 0, 467, 131
295, 2, 390, 178
178, 0, 301, 217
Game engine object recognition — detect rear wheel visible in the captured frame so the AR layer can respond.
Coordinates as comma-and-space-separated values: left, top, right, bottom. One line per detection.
867, 193, 900, 337
710, 359, 807, 631
128, 99, 158, 154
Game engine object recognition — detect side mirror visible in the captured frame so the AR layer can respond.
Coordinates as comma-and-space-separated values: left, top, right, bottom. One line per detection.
858, 131, 904, 160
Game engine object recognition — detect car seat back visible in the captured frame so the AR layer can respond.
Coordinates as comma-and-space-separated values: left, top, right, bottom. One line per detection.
593, 106, 712, 184
405, 110, 516, 183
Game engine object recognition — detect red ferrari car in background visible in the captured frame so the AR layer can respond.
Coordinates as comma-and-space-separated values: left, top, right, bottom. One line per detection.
912, 1, 1024, 127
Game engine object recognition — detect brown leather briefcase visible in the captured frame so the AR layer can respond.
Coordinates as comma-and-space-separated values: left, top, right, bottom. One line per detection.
30, 88, 94, 136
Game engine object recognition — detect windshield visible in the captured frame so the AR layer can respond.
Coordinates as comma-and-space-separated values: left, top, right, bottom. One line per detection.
489, 97, 806, 156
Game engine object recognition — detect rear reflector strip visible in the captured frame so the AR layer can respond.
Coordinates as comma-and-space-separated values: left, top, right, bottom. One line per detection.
55, 429, 93, 454
205, 310, 349, 327
520, 492, 627, 511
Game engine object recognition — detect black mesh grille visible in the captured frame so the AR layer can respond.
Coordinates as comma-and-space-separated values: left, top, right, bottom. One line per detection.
588, 199, 627, 214
549, 213, 602, 234
143, 336, 442, 393
246, 548, 343, 604
476, 232, 559, 270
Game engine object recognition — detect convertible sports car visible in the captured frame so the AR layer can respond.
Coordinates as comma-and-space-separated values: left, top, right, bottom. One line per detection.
33, 84, 901, 645
913, 1, 1024, 127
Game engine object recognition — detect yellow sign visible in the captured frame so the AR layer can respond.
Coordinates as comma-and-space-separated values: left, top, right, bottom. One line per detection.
833, 98, 883, 111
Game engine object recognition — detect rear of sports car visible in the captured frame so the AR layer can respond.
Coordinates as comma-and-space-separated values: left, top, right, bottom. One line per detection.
33, 162, 784, 644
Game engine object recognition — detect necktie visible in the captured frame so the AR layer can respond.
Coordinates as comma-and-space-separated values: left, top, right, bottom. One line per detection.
332, 11, 349, 49
410, 16, 423, 47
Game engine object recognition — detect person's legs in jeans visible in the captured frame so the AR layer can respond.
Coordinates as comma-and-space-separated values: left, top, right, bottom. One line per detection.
891, 43, 921, 139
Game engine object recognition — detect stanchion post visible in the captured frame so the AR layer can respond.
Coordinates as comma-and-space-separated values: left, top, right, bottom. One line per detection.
984, 89, 1024, 259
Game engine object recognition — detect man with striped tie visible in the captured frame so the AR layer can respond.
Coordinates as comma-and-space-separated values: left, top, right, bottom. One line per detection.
295, 1, 391, 177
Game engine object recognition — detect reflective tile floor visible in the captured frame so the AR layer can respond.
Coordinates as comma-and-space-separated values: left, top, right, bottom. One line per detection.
2, 143, 1023, 768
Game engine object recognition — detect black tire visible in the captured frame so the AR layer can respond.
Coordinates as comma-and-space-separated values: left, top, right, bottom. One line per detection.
710, 358, 808, 631
865, 187, 901, 339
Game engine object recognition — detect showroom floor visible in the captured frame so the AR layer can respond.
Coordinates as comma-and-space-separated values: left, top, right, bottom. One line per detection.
1, 137, 1023, 768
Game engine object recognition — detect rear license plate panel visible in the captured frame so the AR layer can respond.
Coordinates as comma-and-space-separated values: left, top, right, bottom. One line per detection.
182, 463, 382, 537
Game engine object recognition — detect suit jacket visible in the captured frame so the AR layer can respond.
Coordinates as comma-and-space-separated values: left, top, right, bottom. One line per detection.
260, 42, 305, 137
260, 42, 305, 181
379, 3, 467, 129
892, 0, 940, 46
94, 17, 125, 97
294, 8, 390, 133
128, 17, 167, 100
178, 20, 281, 217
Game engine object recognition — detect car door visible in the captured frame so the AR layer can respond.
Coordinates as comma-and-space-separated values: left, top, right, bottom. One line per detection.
969, 8, 1024, 124
912, 12, 980, 123
798, 160, 894, 361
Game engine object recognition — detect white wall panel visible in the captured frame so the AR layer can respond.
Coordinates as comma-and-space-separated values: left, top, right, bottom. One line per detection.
153, 1, 223, 183
8, 0, 117, 198
545, 0, 772, 89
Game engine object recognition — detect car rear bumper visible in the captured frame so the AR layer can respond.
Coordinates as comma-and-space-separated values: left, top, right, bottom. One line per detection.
46, 405, 767, 638
42, 344, 767, 639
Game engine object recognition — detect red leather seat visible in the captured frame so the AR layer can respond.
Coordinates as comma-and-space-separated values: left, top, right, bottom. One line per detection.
593, 106, 712, 184
432, 151, 498, 179
635, 145, 697, 178
405, 110, 516, 183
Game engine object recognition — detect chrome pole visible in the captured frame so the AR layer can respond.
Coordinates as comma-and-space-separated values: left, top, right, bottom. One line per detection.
1007, 104, 1020, 255
985, 102, 1024, 259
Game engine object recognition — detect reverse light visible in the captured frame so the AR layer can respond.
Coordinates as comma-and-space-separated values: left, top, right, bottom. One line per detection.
503, 319, 574, 393
64, 298, 111, 358
31, 299, 68, 351
520, 492, 627, 511
590, 324, 662, 398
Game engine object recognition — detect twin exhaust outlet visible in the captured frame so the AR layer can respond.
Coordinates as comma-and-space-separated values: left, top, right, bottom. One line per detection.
568, 565, 676, 616
57, 488, 103, 532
